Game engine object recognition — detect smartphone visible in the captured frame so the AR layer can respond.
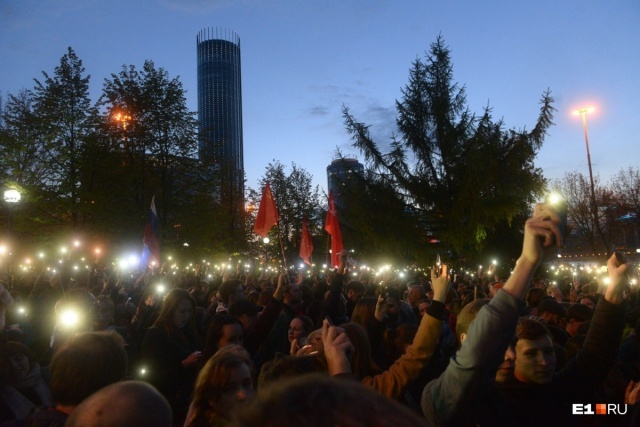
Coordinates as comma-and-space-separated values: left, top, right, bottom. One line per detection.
434, 254, 442, 277
545, 193, 568, 244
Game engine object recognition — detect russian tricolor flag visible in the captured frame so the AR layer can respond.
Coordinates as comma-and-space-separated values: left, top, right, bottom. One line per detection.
140, 196, 160, 271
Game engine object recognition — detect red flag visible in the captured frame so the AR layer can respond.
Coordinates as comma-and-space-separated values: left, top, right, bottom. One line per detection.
299, 217, 314, 265
254, 182, 279, 237
324, 190, 343, 267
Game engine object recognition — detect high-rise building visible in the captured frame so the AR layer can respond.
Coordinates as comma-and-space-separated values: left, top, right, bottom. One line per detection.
327, 158, 364, 211
197, 28, 244, 239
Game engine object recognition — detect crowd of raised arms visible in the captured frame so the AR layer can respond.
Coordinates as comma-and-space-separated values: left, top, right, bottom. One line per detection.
1, 202, 640, 426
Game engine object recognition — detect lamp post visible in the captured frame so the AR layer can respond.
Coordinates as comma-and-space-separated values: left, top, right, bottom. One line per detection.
263, 237, 270, 263
574, 108, 608, 256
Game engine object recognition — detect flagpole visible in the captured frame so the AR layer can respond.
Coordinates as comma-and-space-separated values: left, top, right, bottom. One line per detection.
270, 185, 288, 270
276, 220, 288, 270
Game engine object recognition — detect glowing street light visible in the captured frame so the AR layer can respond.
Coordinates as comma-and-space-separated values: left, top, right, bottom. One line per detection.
3, 189, 21, 240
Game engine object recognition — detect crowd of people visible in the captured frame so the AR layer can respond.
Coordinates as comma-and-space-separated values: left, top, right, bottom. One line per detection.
1, 202, 640, 426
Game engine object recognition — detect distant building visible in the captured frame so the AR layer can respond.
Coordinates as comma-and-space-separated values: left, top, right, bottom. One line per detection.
327, 158, 364, 207
197, 28, 244, 239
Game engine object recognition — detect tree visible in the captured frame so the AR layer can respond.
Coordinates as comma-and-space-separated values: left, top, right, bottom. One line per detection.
609, 167, 640, 248
99, 60, 222, 252
551, 171, 612, 255
246, 161, 323, 264
31, 47, 99, 233
343, 36, 554, 258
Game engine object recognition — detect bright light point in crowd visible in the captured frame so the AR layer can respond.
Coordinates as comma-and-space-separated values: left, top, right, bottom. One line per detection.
95, 248, 101, 254
168, 256, 172, 260
631, 279, 637, 286
73, 240, 80, 247
322, 264, 327, 269
157, 284, 166, 294
38, 252, 44, 258
572, 272, 577, 276
399, 272, 405, 278
263, 237, 270, 244
24, 258, 30, 264
139, 368, 146, 375
604, 277, 611, 285
60, 309, 80, 327
0, 246, 6, 255
18, 307, 26, 314
352, 272, 357, 276
492, 260, 497, 265
557, 254, 562, 258
73, 265, 78, 271
299, 264, 304, 269
183, 242, 189, 247
119, 260, 128, 270
60, 247, 67, 254
151, 261, 157, 266
600, 266, 607, 273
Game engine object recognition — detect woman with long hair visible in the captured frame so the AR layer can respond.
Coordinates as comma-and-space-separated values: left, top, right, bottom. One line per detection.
185, 345, 254, 427
141, 288, 202, 425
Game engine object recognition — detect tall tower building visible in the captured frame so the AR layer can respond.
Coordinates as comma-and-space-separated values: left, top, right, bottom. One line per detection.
327, 158, 364, 206
197, 28, 244, 240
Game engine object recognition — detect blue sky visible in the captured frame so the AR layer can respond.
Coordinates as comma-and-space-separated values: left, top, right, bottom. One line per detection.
1, 0, 638, 196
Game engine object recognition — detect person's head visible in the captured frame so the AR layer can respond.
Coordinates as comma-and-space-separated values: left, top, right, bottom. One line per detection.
218, 279, 245, 306
345, 281, 365, 304
456, 298, 490, 346
306, 329, 324, 355
350, 297, 377, 327
92, 296, 115, 331
407, 285, 426, 307
65, 381, 171, 427
579, 295, 598, 310
341, 322, 380, 379
565, 303, 594, 337
0, 341, 36, 385
189, 345, 255, 423
258, 354, 326, 388
537, 298, 566, 327
546, 284, 563, 302
234, 374, 428, 427
154, 288, 196, 332
525, 287, 546, 309
204, 315, 244, 360
228, 300, 263, 333
288, 316, 314, 344
495, 341, 516, 383
514, 317, 555, 385
49, 331, 128, 407
284, 283, 301, 306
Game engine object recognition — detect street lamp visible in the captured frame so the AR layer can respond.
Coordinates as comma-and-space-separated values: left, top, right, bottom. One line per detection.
573, 107, 606, 255
263, 237, 270, 263
4, 189, 21, 239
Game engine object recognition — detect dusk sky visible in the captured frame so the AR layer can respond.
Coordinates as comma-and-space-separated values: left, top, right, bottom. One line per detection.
1, 0, 638, 196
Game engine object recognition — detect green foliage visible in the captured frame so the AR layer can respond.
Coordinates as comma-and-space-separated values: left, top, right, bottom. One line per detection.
343, 36, 554, 258
246, 161, 324, 264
